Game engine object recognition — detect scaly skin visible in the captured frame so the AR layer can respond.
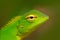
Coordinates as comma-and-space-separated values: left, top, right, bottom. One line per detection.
0, 10, 49, 40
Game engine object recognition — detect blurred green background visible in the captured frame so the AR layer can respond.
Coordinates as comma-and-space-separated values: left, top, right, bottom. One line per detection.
0, 0, 60, 40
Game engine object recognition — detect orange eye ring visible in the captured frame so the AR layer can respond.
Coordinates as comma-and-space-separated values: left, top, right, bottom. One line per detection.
26, 14, 37, 22
26, 14, 37, 19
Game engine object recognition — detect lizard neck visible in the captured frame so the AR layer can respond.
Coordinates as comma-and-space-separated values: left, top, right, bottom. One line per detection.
16, 36, 21, 40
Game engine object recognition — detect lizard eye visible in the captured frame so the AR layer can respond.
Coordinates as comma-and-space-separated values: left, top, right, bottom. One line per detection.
26, 14, 37, 22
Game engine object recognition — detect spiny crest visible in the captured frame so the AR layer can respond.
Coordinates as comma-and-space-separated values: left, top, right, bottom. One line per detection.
4, 16, 20, 27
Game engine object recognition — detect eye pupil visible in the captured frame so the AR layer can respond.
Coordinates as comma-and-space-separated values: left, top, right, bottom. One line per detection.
30, 16, 33, 19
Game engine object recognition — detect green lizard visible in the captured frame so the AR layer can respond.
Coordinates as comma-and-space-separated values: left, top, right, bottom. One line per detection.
0, 10, 49, 40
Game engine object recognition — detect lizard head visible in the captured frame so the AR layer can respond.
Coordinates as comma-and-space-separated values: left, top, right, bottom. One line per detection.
17, 10, 49, 38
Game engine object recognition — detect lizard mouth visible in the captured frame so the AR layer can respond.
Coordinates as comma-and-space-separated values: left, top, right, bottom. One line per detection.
17, 26, 38, 38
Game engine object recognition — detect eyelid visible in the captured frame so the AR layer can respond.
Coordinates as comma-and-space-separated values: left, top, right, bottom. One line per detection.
26, 16, 37, 19
26, 14, 37, 19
